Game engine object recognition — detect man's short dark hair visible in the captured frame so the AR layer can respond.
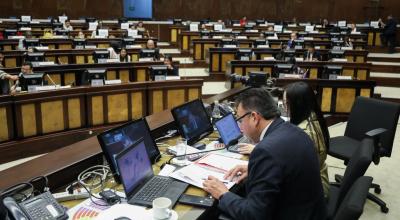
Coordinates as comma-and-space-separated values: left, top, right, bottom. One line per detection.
22, 61, 33, 69
236, 88, 280, 120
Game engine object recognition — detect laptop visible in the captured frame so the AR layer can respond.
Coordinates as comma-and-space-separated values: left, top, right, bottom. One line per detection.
116, 138, 188, 207
214, 113, 247, 153
97, 118, 161, 184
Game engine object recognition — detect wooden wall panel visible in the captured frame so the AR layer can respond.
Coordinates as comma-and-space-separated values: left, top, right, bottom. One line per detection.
41, 101, 64, 133
21, 104, 37, 137
0, 108, 9, 141
335, 88, 356, 113
152, 90, 164, 114
167, 89, 185, 109
107, 93, 128, 123
91, 96, 104, 125
68, 98, 81, 129
131, 92, 143, 119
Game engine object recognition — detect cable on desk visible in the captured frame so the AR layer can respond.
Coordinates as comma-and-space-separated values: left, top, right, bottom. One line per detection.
0, 182, 35, 202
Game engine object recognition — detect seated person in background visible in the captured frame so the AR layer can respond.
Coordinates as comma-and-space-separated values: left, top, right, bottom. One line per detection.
288, 57, 306, 76
303, 45, 321, 61
0, 51, 5, 68
163, 55, 178, 76
76, 31, 85, 39
136, 21, 150, 37
0, 52, 19, 94
239, 16, 247, 26
145, 39, 160, 60
10, 62, 34, 94
291, 17, 298, 26
284, 81, 330, 198
63, 20, 73, 31
287, 32, 298, 49
119, 48, 131, 62
107, 41, 120, 59
274, 43, 286, 60
18, 31, 33, 50
350, 23, 357, 33
321, 18, 329, 28
203, 88, 326, 220
344, 36, 353, 48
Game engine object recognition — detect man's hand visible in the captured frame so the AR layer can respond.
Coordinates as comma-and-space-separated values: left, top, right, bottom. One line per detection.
224, 165, 248, 184
203, 176, 229, 200
238, 143, 255, 155
6, 74, 19, 81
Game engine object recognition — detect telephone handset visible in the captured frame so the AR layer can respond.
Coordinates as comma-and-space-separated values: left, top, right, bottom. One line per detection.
3, 191, 68, 220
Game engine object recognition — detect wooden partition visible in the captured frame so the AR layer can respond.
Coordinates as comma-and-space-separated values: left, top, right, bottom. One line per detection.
0, 79, 203, 162
223, 60, 371, 81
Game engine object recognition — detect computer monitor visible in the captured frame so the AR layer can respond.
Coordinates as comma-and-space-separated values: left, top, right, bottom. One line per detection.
215, 113, 242, 147
337, 20, 347, 27
220, 38, 237, 48
139, 49, 159, 59
118, 17, 128, 24
97, 118, 161, 183
284, 49, 296, 61
247, 71, 268, 87
171, 99, 213, 146
73, 39, 86, 49
24, 39, 40, 48
329, 50, 345, 59
294, 40, 304, 49
274, 25, 283, 32
231, 31, 241, 36
17, 22, 30, 29
235, 49, 252, 61
86, 17, 96, 23
274, 64, 293, 77
93, 50, 109, 63
173, 19, 182, 24
149, 65, 168, 81
19, 73, 44, 91
123, 38, 135, 47
244, 24, 253, 30
200, 19, 209, 25
323, 65, 343, 79
52, 22, 63, 29
255, 19, 265, 25
55, 29, 69, 36
254, 39, 268, 48
25, 52, 45, 62
297, 31, 308, 38
4, 29, 17, 39
231, 20, 240, 25
200, 30, 211, 38
81, 68, 106, 85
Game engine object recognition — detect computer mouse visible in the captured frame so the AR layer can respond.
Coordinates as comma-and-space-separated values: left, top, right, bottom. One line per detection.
114, 217, 131, 220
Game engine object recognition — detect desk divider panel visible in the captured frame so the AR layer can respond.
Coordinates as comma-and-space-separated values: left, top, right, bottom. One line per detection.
41, 100, 65, 133
356, 56, 364, 63
167, 89, 185, 109
0, 108, 9, 141
137, 69, 147, 81
335, 88, 356, 113
368, 32, 374, 45
120, 70, 130, 83
171, 29, 177, 43
321, 88, 333, 112
90, 96, 104, 126
46, 74, 62, 85
188, 88, 200, 101
310, 69, 319, 79
375, 33, 382, 46
131, 92, 144, 119
21, 104, 38, 137
150, 90, 164, 114
131, 54, 139, 62
107, 70, 117, 80
182, 36, 189, 50
67, 98, 82, 129
221, 54, 235, 72
64, 73, 76, 85
5, 58, 17, 68
107, 94, 129, 123
76, 56, 85, 64
211, 53, 220, 72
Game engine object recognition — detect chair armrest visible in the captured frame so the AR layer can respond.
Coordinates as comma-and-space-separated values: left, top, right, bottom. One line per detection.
365, 128, 387, 138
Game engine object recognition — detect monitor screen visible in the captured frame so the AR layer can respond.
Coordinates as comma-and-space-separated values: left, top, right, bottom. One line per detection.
73, 39, 86, 48
149, 65, 168, 81
4, 29, 17, 38
25, 52, 45, 62
56, 30, 69, 36
215, 113, 242, 146
52, 22, 63, 29
97, 118, 160, 183
171, 99, 213, 146
24, 39, 40, 48
123, 0, 152, 19
140, 49, 158, 59
19, 73, 44, 91
274, 64, 293, 76
329, 50, 345, 59
235, 49, 252, 61
93, 50, 109, 63
123, 38, 135, 46
323, 65, 343, 79
116, 139, 153, 196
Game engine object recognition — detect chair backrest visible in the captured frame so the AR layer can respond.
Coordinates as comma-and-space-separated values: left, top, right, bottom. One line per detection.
336, 138, 373, 213
345, 96, 400, 157
333, 176, 373, 220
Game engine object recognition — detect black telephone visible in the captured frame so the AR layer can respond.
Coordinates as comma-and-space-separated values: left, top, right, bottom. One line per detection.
2, 191, 68, 220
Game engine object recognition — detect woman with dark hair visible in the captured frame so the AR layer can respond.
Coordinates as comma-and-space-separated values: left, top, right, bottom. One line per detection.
284, 81, 330, 198
119, 48, 131, 62
163, 55, 178, 76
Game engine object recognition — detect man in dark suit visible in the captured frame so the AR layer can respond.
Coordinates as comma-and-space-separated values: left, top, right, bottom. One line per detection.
380, 15, 397, 53
203, 88, 326, 220
303, 45, 321, 61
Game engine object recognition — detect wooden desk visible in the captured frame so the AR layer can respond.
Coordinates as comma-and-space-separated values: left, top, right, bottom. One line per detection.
2, 61, 178, 85
0, 79, 203, 163
0, 37, 157, 52
227, 60, 371, 80
0, 86, 249, 219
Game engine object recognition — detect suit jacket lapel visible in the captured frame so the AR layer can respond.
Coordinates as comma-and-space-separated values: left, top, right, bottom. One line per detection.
263, 117, 284, 139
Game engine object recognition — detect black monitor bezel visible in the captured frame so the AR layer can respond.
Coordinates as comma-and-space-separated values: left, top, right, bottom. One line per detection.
171, 99, 213, 146
97, 118, 161, 184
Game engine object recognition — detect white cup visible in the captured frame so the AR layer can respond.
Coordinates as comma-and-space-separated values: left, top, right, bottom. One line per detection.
175, 138, 187, 161
152, 197, 172, 219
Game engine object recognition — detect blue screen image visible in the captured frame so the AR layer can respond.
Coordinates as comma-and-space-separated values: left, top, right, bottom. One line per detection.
124, 0, 153, 19
215, 114, 242, 145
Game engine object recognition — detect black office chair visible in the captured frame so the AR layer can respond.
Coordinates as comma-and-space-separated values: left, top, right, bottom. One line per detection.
327, 138, 373, 219
333, 176, 373, 220
329, 96, 400, 213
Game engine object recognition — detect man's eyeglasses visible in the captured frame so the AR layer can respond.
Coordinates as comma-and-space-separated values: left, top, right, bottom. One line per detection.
236, 112, 251, 124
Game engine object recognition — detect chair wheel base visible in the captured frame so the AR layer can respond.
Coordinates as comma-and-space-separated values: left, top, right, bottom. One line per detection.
381, 206, 389, 213
374, 187, 381, 194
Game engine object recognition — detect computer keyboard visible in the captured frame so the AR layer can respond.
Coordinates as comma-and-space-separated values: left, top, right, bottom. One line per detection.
228, 144, 240, 152
134, 177, 173, 202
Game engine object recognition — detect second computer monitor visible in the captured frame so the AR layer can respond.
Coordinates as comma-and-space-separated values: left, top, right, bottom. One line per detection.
215, 113, 242, 147
171, 99, 213, 146
97, 118, 161, 183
